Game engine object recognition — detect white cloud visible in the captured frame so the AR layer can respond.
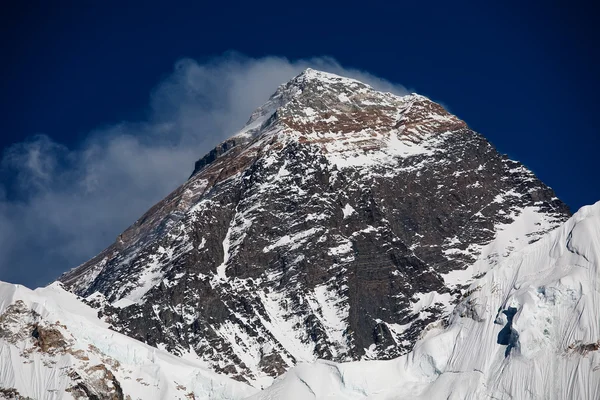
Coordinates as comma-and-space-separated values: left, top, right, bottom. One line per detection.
0, 53, 407, 288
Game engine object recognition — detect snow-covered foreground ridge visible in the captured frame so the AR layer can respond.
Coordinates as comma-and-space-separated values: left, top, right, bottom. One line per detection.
0, 281, 257, 399
250, 201, 600, 400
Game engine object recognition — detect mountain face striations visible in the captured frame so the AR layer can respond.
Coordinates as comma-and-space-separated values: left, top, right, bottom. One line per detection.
58, 69, 570, 386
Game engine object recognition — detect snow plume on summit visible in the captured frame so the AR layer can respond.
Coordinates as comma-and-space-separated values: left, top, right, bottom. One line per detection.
0, 55, 408, 288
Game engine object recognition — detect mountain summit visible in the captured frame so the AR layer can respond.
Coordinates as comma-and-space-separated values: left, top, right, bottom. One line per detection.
58, 69, 569, 385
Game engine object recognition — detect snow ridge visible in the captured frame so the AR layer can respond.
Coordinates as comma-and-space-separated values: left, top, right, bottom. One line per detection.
0, 282, 256, 400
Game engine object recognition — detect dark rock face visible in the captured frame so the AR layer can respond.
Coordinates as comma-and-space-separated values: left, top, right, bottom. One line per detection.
59, 69, 570, 385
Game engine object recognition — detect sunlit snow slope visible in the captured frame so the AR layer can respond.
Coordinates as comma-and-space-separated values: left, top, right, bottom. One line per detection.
0, 282, 256, 400
249, 201, 600, 400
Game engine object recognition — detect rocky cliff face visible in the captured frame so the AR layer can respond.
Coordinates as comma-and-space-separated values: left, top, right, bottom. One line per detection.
59, 69, 570, 386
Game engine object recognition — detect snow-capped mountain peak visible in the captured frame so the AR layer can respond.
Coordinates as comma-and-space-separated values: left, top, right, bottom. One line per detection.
236, 68, 436, 145
211, 68, 466, 183
55, 69, 570, 387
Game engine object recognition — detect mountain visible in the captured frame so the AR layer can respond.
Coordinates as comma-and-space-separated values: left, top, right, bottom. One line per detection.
249, 200, 600, 400
57, 68, 569, 386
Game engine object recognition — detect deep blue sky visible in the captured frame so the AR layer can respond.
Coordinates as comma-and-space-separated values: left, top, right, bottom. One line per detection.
2, 1, 598, 209
1, 1, 598, 286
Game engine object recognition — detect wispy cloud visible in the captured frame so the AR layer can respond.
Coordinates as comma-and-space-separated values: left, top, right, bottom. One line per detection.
0, 53, 407, 288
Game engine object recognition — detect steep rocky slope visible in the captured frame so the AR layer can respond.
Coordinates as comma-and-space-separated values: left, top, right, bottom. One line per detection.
58, 69, 569, 385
